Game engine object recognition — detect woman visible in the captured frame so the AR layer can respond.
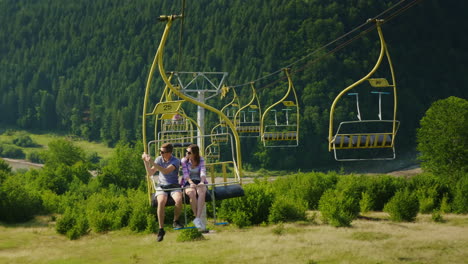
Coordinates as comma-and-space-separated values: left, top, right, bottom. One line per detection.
181, 144, 207, 230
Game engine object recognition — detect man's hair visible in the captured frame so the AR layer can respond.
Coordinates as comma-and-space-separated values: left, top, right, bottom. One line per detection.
161, 143, 173, 153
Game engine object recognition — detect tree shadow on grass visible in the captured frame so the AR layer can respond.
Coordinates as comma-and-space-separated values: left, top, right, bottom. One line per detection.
0, 215, 53, 228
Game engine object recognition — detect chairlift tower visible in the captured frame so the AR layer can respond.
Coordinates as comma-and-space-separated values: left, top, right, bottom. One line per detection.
173, 71, 228, 150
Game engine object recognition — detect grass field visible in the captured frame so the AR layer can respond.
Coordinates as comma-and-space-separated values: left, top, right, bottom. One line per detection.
0, 130, 114, 160
0, 212, 467, 264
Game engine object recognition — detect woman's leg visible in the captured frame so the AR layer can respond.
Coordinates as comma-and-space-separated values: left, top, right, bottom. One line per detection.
185, 187, 197, 216
196, 185, 207, 218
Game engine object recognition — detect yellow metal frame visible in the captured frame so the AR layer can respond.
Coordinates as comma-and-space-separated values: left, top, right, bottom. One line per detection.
233, 82, 262, 137
142, 15, 243, 205
260, 68, 300, 147
219, 87, 240, 126
210, 123, 229, 143
148, 79, 201, 157
328, 20, 398, 160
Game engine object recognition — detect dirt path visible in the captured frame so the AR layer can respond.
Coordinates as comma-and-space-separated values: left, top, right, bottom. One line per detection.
1, 157, 44, 170
385, 165, 422, 177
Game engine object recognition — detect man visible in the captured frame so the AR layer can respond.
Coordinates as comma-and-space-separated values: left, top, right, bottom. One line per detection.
142, 143, 183, 242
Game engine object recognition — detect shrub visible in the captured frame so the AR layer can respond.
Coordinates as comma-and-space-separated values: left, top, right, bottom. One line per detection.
41, 189, 62, 214
176, 228, 204, 242
384, 189, 419, 222
270, 172, 337, 210
268, 196, 307, 223
0, 175, 43, 222
431, 210, 444, 223
1, 144, 25, 159
12, 133, 37, 147
0, 158, 12, 173
97, 143, 146, 189
145, 214, 158, 234
272, 223, 285, 235
452, 177, 468, 213
127, 189, 153, 232
439, 193, 451, 213
359, 192, 374, 213
56, 207, 89, 240
26, 150, 45, 164
44, 139, 85, 168
335, 175, 367, 201
364, 175, 406, 211
230, 210, 252, 228
318, 189, 360, 227
86, 189, 131, 232
35, 165, 72, 195
218, 180, 274, 227
409, 173, 447, 213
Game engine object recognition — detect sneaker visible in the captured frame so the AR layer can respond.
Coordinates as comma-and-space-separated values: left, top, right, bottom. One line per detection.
157, 229, 165, 242
199, 219, 206, 231
173, 220, 184, 229
193, 218, 202, 229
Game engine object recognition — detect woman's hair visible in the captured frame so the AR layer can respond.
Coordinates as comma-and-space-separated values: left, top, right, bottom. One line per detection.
189, 144, 201, 165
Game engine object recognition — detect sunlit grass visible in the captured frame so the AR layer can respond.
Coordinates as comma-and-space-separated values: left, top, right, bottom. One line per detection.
1, 212, 467, 264
0, 130, 114, 160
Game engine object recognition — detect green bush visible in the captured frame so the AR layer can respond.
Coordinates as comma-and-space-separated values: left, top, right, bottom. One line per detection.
270, 172, 337, 210
127, 189, 153, 232
268, 196, 307, 223
336, 174, 405, 212
86, 188, 131, 232
384, 189, 419, 222
40, 189, 62, 214
26, 150, 45, 164
409, 173, 447, 213
0, 158, 12, 173
97, 143, 146, 189
0, 175, 43, 222
176, 228, 204, 242
12, 133, 37, 147
218, 180, 274, 226
145, 214, 158, 234
1, 144, 25, 159
431, 210, 444, 223
452, 177, 468, 213
56, 207, 89, 240
359, 192, 374, 213
318, 189, 360, 227
35, 165, 72, 195
364, 175, 406, 211
439, 193, 451, 213
335, 175, 367, 201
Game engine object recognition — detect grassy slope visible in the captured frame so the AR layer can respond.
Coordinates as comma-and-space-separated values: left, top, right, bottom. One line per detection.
0, 212, 467, 264
0, 130, 114, 160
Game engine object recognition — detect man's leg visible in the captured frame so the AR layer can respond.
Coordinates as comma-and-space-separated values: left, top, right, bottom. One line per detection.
156, 194, 168, 229
172, 191, 183, 222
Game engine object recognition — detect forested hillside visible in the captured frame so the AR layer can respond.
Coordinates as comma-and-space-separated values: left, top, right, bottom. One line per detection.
1, 0, 467, 170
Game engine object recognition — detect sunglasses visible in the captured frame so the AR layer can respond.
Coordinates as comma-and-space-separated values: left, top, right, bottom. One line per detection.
160, 150, 169, 154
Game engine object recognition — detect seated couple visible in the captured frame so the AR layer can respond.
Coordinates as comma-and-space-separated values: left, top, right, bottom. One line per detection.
142, 143, 207, 242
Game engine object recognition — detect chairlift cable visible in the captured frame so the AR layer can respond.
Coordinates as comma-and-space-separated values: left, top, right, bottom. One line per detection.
177, 0, 186, 71
228, 0, 423, 90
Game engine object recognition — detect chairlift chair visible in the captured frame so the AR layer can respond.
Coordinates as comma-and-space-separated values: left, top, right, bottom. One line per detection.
260, 68, 300, 147
328, 19, 399, 161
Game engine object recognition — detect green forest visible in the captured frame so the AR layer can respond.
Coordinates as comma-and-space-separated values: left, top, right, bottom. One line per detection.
1, 0, 467, 170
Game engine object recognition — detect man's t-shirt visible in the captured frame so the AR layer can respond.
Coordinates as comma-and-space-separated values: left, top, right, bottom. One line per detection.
155, 155, 180, 185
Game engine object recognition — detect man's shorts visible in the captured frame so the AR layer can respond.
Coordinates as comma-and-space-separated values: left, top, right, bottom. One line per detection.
155, 184, 182, 197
